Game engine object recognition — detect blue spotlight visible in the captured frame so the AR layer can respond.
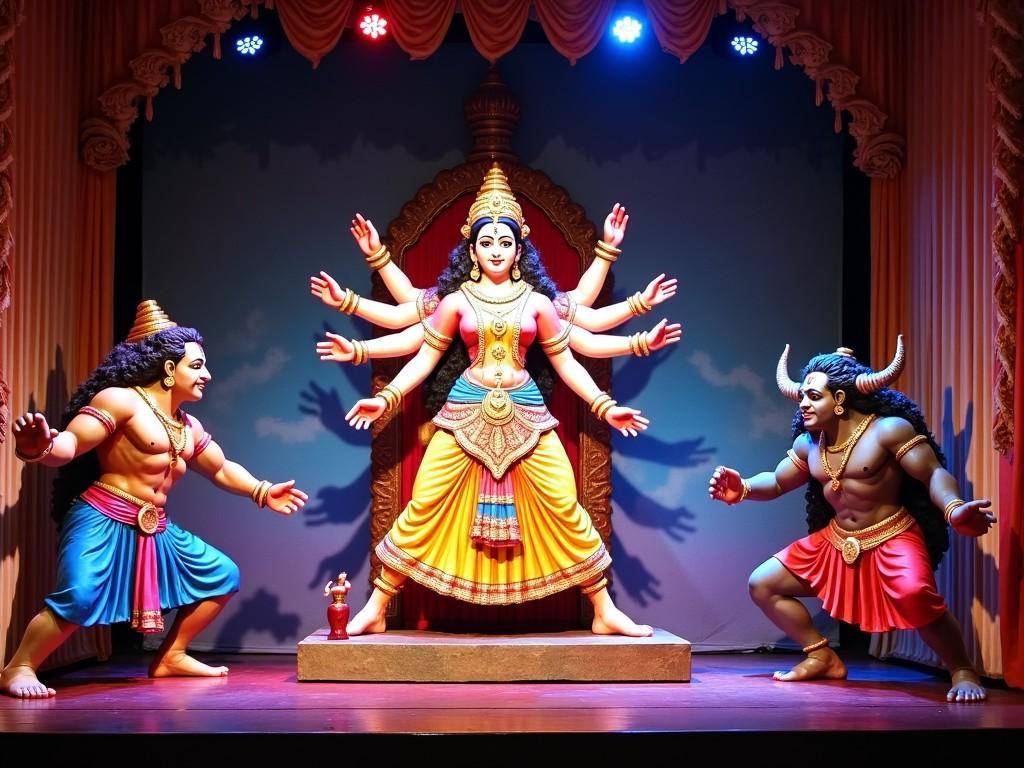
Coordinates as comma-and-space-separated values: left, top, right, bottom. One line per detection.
612, 15, 643, 44
236, 34, 264, 56
730, 35, 759, 56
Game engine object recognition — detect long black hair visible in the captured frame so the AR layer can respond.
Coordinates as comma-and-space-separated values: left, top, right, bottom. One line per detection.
791, 352, 950, 569
424, 218, 558, 415
52, 327, 204, 522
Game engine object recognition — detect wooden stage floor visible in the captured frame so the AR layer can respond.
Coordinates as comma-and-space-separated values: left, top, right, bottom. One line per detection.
1, 651, 1021, 762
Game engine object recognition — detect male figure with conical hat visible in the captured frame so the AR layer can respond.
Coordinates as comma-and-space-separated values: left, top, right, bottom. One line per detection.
2, 302, 308, 698
708, 338, 995, 702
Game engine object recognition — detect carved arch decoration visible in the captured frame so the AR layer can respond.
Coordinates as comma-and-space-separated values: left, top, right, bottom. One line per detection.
725, 0, 903, 178
79, 0, 904, 179
0, 0, 19, 443
80, 0, 268, 171
367, 159, 614, 629
989, 0, 1024, 454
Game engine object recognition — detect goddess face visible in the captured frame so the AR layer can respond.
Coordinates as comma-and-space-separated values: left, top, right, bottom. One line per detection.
471, 222, 522, 283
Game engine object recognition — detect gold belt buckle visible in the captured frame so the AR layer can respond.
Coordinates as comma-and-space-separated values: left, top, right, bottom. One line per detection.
137, 503, 159, 535
841, 536, 861, 565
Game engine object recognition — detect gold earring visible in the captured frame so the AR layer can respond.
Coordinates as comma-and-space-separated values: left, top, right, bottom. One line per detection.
833, 404, 844, 416
511, 262, 521, 281
470, 260, 481, 281
162, 375, 175, 389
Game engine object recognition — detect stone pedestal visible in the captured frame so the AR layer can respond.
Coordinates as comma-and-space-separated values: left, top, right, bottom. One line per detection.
297, 628, 691, 682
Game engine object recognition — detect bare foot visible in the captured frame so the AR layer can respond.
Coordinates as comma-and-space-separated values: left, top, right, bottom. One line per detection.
947, 668, 986, 703
346, 603, 387, 636
1, 665, 56, 698
148, 652, 229, 678
773, 647, 848, 681
592, 605, 654, 638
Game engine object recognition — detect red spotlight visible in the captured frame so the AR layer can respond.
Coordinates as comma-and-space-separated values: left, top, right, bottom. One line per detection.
359, 6, 388, 39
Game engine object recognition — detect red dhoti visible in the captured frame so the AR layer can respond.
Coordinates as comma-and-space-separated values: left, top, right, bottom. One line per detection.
775, 512, 947, 632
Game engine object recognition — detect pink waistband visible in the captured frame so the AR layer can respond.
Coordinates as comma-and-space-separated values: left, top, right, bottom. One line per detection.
80, 484, 166, 532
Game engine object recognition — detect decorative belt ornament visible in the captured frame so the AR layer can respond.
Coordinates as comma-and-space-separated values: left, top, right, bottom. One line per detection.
824, 509, 914, 565
482, 387, 515, 425
137, 502, 160, 535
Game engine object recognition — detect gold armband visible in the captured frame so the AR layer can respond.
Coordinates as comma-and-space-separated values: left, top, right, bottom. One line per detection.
943, 498, 965, 525
422, 320, 453, 352
378, 384, 403, 413
251, 480, 272, 508
350, 340, 369, 366
589, 392, 617, 421
895, 434, 928, 461
15, 440, 54, 463
728, 478, 750, 505
337, 288, 361, 315
540, 323, 572, 355
629, 332, 651, 357
79, 405, 116, 435
365, 244, 391, 271
594, 240, 621, 263
787, 448, 809, 473
627, 291, 652, 316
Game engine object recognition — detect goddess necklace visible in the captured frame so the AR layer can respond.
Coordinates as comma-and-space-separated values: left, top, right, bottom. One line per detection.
818, 413, 877, 493
133, 386, 187, 468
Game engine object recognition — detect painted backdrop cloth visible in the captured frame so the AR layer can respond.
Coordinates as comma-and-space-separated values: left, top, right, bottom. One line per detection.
376, 425, 611, 605
775, 521, 947, 632
44, 496, 240, 627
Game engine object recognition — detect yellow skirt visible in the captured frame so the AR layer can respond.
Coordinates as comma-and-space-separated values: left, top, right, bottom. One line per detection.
375, 429, 611, 605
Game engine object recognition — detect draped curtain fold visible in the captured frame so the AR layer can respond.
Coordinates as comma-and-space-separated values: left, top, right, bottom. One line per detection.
644, 0, 721, 62
868, 1, 1000, 677
1, 0, 188, 669
274, 0, 353, 68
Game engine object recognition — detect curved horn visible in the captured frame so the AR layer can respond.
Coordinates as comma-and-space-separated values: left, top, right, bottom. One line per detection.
856, 334, 905, 394
776, 344, 801, 402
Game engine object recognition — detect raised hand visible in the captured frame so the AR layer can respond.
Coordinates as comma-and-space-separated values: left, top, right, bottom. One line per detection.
350, 213, 381, 259
317, 332, 356, 363
345, 397, 387, 430
13, 412, 58, 460
708, 465, 744, 505
647, 319, 682, 352
606, 406, 649, 437
310, 271, 346, 309
641, 274, 678, 308
265, 480, 309, 516
602, 203, 629, 248
949, 499, 996, 537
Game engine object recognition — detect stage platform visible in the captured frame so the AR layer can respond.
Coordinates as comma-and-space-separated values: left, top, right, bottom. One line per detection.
297, 628, 691, 682
1, 651, 1021, 763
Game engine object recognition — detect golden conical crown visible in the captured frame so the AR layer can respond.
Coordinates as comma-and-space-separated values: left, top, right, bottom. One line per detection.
125, 300, 177, 343
460, 163, 530, 239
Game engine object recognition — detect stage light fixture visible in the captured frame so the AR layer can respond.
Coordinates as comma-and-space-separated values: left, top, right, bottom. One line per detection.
730, 35, 759, 56
611, 15, 643, 44
359, 6, 389, 39
236, 34, 264, 56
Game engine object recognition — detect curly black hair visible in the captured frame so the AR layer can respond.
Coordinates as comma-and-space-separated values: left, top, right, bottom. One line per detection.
789, 352, 949, 569
424, 218, 558, 415
52, 327, 204, 522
